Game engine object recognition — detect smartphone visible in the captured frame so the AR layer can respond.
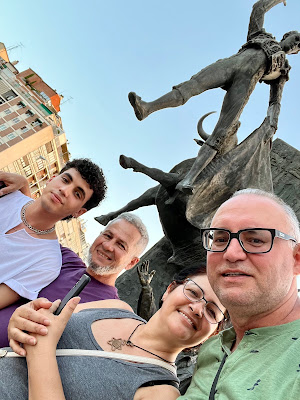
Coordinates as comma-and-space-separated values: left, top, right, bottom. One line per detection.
54, 273, 91, 315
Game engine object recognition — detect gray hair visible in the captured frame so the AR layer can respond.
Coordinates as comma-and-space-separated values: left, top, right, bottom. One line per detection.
108, 212, 149, 255
232, 188, 300, 242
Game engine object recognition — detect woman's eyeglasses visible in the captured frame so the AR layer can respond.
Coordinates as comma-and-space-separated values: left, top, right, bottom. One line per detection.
183, 279, 225, 324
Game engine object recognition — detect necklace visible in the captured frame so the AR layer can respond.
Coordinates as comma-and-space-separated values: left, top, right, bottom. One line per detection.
107, 323, 176, 365
21, 201, 56, 235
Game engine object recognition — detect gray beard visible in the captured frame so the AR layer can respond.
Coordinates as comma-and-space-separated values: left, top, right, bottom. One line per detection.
87, 252, 120, 276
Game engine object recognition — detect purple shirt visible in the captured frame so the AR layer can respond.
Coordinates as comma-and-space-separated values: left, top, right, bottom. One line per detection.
0, 246, 119, 347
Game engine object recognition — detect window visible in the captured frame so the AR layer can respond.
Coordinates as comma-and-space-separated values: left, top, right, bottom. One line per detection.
25, 110, 34, 117
40, 91, 50, 102
21, 126, 29, 133
21, 155, 30, 167
0, 124, 7, 131
45, 141, 53, 153
7, 133, 17, 140
4, 109, 12, 115
31, 118, 43, 127
3, 90, 17, 101
17, 101, 26, 109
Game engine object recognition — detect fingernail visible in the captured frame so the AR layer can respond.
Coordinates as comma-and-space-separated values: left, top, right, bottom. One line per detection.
43, 319, 50, 325
29, 338, 36, 345
20, 350, 26, 356
40, 327, 48, 335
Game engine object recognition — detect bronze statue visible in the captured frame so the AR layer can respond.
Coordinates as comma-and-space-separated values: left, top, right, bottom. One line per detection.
129, 0, 299, 194
96, 74, 286, 269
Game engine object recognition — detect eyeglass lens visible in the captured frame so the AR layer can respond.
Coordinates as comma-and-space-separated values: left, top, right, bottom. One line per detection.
204, 229, 273, 253
184, 280, 223, 324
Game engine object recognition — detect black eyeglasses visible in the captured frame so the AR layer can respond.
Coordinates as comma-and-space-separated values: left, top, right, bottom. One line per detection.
201, 228, 297, 254
183, 279, 225, 324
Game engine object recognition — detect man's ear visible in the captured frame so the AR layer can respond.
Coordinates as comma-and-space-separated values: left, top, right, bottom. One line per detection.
293, 244, 300, 275
125, 257, 139, 271
72, 208, 87, 218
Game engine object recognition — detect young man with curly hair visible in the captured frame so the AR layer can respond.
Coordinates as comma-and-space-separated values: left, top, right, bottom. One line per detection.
0, 158, 106, 310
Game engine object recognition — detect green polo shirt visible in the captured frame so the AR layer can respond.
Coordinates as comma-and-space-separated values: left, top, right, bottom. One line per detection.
180, 318, 300, 399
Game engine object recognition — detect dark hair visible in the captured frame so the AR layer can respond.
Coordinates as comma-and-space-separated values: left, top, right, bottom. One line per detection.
60, 158, 107, 213
172, 264, 207, 285
159, 264, 207, 309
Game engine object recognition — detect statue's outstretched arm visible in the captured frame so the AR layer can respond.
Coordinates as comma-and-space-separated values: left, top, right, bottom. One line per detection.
137, 260, 157, 321
247, 0, 286, 40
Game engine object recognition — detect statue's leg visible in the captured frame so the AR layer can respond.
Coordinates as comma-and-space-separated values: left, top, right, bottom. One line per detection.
119, 155, 180, 188
128, 58, 234, 121
176, 65, 265, 194
128, 89, 184, 121
95, 186, 159, 226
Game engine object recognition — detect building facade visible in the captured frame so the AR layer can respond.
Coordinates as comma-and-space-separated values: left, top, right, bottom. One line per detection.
0, 42, 89, 260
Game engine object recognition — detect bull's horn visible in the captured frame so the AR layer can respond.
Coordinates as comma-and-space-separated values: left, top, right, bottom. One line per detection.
197, 111, 216, 140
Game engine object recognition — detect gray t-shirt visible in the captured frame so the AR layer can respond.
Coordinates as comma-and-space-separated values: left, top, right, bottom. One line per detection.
0, 308, 179, 399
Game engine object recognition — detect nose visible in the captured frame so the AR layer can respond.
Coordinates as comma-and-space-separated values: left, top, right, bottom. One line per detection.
102, 239, 114, 252
224, 237, 247, 262
189, 302, 205, 317
59, 184, 71, 198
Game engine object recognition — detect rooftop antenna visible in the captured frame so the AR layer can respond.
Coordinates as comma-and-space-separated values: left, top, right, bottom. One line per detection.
60, 96, 73, 105
6, 42, 24, 52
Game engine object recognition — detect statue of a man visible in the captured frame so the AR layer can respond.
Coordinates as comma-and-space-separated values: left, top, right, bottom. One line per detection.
129, 0, 299, 193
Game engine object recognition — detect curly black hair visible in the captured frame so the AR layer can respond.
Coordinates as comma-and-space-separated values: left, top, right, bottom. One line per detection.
60, 158, 107, 212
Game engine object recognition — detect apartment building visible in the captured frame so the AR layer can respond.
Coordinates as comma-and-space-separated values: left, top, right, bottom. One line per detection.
0, 42, 89, 260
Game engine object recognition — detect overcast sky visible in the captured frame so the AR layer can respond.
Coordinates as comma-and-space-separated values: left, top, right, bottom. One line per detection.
2, 1, 299, 259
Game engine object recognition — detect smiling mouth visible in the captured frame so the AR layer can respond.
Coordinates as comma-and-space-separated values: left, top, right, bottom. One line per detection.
222, 272, 250, 277
96, 250, 112, 261
178, 311, 196, 330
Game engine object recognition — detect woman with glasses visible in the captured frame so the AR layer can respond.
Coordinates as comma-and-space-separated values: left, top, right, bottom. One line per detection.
2, 265, 226, 400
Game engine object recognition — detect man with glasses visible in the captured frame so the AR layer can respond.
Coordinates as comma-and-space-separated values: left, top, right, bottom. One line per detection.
179, 188, 300, 400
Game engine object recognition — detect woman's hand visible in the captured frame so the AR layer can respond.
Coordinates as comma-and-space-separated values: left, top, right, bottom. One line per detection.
8, 298, 53, 356
24, 297, 81, 357
25, 298, 80, 400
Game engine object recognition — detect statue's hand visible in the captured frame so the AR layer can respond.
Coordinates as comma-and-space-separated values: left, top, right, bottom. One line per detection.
137, 260, 156, 287
280, 59, 291, 81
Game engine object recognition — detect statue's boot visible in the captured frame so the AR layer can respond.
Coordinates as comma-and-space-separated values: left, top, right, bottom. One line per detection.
129, 89, 185, 121
120, 154, 180, 188
119, 155, 135, 169
176, 144, 218, 194
94, 213, 117, 226
128, 92, 149, 121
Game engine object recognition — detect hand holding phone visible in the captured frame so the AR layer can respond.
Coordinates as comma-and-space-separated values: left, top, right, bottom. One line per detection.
54, 274, 91, 315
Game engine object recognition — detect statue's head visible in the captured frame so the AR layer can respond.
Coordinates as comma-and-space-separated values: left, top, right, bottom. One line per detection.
280, 31, 300, 55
